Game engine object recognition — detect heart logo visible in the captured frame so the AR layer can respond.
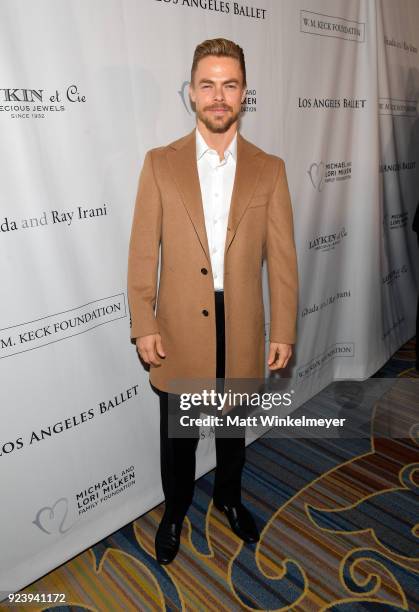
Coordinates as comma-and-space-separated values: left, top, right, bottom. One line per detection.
308, 162, 325, 191
32, 497, 73, 535
178, 80, 193, 115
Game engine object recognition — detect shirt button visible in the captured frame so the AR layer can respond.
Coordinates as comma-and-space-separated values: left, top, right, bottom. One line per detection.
214, 193, 219, 197
201, 267, 208, 275
202, 309, 209, 316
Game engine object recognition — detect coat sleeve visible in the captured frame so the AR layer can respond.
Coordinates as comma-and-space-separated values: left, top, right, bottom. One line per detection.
266, 157, 299, 344
127, 150, 162, 340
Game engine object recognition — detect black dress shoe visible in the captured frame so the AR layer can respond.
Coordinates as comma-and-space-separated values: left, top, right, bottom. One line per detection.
213, 501, 260, 543
155, 517, 183, 564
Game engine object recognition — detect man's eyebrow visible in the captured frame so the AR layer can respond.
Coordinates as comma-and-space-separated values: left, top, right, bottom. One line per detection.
198, 78, 240, 84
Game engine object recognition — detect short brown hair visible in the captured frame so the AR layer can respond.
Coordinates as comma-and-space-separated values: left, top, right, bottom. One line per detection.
191, 38, 246, 87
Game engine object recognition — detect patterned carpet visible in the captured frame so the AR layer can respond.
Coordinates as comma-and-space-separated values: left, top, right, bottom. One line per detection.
3, 338, 418, 611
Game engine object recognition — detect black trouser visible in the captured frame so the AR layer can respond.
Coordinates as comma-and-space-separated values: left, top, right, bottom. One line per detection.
416, 291, 418, 369
156, 291, 246, 523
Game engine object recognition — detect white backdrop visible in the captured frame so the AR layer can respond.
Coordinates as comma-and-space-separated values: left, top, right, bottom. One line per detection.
1, 0, 418, 596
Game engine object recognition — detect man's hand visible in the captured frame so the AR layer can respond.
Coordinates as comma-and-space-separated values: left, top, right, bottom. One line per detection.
267, 342, 292, 370
136, 333, 166, 366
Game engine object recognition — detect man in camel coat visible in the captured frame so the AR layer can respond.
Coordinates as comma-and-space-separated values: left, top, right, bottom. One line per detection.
127, 38, 298, 564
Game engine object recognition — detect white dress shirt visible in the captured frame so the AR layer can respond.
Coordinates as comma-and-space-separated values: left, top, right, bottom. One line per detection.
196, 127, 237, 291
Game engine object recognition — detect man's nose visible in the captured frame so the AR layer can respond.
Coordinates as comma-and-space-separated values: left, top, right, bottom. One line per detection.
213, 86, 225, 100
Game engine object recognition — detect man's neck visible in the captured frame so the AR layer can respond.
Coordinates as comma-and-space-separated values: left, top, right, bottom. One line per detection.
196, 120, 238, 161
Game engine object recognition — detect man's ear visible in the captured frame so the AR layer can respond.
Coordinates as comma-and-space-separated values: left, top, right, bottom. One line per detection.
241, 87, 247, 103
188, 82, 196, 113
189, 82, 195, 103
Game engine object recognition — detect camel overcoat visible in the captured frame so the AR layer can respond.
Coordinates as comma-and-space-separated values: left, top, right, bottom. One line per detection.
127, 128, 298, 393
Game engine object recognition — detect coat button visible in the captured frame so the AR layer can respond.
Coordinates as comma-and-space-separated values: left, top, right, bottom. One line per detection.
201, 267, 208, 275
202, 309, 209, 316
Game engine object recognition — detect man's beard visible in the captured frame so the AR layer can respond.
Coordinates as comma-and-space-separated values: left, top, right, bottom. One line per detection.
196, 105, 241, 134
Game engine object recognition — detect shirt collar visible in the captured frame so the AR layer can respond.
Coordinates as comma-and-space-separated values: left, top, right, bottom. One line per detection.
195, 127, 237, 162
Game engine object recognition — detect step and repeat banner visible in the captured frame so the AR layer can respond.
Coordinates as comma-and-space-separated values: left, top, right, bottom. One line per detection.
1, 0, 418, 596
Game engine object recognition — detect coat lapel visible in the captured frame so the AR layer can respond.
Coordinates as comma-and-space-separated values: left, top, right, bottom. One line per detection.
225, 132, 265, 254
166, 128, 265, 263
166, 129, 211, 262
